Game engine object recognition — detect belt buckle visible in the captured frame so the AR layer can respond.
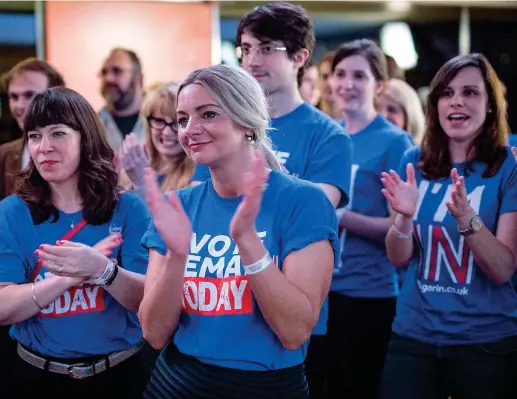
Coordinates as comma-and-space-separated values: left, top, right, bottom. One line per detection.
67, 362, 95, 380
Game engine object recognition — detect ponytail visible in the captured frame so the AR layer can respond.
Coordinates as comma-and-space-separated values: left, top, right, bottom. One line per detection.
260, 144, 283, 171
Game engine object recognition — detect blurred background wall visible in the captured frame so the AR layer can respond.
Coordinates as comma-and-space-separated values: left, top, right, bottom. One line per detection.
1, 0, 517, 133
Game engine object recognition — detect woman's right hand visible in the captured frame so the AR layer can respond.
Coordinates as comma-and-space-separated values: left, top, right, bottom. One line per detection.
144, 167, 192, 256
381, 163, 419, 217
118, 133, 150, 187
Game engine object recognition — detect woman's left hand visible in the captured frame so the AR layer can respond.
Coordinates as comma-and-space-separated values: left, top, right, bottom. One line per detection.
446, 168, 475, 224
36, 241, 108, 279
230, 150, 268, 241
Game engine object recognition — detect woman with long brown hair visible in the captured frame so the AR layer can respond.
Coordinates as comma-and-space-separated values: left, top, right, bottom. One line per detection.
381, 54, 517, 399
117, 82, 195, 195
0, 87, 153, 397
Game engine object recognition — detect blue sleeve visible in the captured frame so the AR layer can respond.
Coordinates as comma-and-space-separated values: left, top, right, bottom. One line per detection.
140, 192, 184, 256
308, 127, 353, 209
500, 155, 517, 215
191, 164, 211, 183
280, 184, 340, 268
141, 220, 167, 256
385, 134, 414, 174
0, 199, 27, 283
398, 147, 419, 181
119, 194, 152, 274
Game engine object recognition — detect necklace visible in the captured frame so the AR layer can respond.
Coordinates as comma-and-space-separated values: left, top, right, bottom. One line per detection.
66, 214, 78, 228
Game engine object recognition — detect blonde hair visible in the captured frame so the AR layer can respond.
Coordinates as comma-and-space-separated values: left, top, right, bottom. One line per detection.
178, 65, 282, 171
383, 79, 425, 144
141, 82, 195, 192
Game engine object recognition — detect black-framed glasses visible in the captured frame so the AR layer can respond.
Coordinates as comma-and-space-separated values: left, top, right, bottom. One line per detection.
236, 44, 287, 60
147, 116, 178, 131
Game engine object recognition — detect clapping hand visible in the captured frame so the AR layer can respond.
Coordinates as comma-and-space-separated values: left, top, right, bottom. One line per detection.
36, 241, 109, 280
230, 150, 269, 241
446, 168, 475, 222
381, 163, 419, 217
93, 232, 123, 257
144, 167, 192, 256
118, 133, 150, 187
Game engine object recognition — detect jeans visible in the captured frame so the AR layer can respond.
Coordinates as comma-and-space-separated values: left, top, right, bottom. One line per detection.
381, 333, 517, 399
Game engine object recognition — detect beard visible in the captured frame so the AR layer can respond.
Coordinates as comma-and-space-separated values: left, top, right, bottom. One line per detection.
102, 77, 137, 111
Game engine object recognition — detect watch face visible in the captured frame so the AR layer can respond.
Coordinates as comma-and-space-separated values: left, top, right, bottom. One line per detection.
472, 216, 483, 231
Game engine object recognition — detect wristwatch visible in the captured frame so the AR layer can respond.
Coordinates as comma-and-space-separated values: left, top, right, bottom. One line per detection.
458, 215, 483, 236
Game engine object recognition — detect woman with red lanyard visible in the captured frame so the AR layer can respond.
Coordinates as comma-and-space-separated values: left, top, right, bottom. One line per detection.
0, 87, 154, 398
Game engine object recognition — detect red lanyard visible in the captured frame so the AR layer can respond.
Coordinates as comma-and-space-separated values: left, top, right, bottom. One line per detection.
29, 219, 88, 282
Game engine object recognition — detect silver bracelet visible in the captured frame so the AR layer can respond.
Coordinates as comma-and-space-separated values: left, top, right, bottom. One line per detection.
243, 252, 272, 275
391, 223, 414, 239
31, 282, 44, 310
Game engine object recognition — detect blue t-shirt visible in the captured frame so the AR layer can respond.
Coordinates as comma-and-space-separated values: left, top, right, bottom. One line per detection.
508, 133, 517, 147
393, 146, 517, 345
141, 170, 339, 371
192, 102, 352, 335
0, 192, 151, 358
511, 133, 517, 286
332, 115, 414, 298
192, 103, 352, 208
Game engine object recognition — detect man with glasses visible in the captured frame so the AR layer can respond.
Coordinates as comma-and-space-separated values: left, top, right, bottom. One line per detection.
98, 48, 145, 151
192, 3, 353, 397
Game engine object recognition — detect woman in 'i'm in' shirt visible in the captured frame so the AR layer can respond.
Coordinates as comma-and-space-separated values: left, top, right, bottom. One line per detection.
381, 54, 517, 399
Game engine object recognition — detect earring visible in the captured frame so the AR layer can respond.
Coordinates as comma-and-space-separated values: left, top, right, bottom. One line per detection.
247, 135, 256, 145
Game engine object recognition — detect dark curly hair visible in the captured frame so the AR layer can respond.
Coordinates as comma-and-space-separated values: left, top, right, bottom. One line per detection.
236, 2, 315, 86
420, 53, 508, 179
15, 87, 120, 225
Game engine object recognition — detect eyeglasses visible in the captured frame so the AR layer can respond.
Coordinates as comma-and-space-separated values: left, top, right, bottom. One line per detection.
147, 116, 178, 132
99, 66, 132, 77
236, 44, 287, 60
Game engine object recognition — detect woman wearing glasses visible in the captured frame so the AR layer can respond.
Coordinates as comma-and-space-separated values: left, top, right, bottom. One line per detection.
117, 82, 195, 195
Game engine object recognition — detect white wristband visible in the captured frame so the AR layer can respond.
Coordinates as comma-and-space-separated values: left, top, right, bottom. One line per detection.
86, 258, 116, 285
243, 252, 272, 275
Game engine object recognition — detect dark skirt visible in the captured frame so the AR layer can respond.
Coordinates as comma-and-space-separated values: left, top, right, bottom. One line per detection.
144, 343, 309, 399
